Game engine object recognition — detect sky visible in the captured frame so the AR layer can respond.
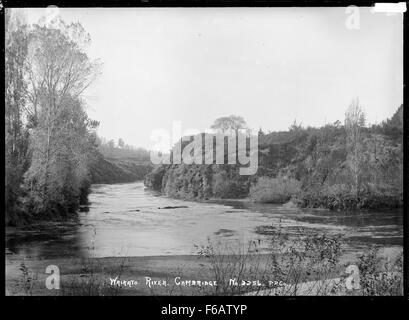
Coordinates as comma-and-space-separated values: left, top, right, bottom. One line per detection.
21, 7, 403, 150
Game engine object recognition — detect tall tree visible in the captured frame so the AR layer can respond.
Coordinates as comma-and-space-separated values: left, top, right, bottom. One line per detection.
5, 9, 30, 223
344, 98, 366, 196
118, 138, 125, 148
211, 115, 247, 134
24, 17, 101, 215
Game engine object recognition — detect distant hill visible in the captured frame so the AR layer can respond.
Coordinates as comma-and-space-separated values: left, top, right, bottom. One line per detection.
89, 137, 153, 184
90, 154, 153, 184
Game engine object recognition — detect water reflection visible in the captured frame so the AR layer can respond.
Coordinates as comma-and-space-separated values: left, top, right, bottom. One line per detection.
6, 222, 88, 259
5, 182, 403, 260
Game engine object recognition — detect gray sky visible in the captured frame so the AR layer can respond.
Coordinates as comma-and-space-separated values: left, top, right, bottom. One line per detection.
23, 7, 403, 150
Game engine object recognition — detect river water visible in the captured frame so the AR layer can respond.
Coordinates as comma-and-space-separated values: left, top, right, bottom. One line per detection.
6, 182, 403, 259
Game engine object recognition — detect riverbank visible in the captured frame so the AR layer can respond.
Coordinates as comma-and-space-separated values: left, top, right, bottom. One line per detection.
5, 253, 212, 296
6, 182, 403, 296
6, 247, 402, 296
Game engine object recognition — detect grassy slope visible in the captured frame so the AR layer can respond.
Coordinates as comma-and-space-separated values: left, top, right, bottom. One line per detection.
90, 155, 153, 184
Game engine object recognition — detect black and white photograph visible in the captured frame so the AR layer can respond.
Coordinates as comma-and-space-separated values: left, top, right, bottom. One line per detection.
4, 3, 405, 300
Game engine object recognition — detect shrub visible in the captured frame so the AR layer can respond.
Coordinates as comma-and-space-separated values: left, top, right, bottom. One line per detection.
358, 183, 402, 209
322, 184, 358, 210
250, 177, 301, 203
212, 171, 249, 199
196, 231, 343, 296
357, 247, 403, 296
299, 183, 403, 211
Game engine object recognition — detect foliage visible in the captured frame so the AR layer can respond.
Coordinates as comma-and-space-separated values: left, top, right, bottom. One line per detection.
5, 10, 102, 224
145, 101, 403, 211
211, 166, 250, 198
211, 115, 247, 133
96, 136, 150, 161
357, 248, 403, 296
5, 10, 31, 225
196, 234, 402, 296
24, 97, 99, 217
344, 98, 366, 195
250, 177, 301, 203
145, 163, 252, 200
196, 231, 343, 296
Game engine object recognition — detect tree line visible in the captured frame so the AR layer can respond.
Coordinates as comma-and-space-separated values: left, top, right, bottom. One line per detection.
96, 136, 150, 161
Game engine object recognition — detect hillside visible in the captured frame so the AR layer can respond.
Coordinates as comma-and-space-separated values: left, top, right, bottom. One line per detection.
90, 138, 153, 184
90, 154, 153, 184
145, 105, 403, 210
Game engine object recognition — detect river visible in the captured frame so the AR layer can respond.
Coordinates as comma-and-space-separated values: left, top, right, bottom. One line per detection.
5, 182, 403, 259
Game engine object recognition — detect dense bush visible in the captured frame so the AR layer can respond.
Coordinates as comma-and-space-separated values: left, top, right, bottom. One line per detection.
5, 14, 102, 225
358, 183, 403, 209
161, 164, 214, 199
145, 164, 251, 200
357, 247, 403, 296
212, 169, 249, 199
298, 184, 356, 210
144, 105, 402, 211
298, 183, 403, 211
250, 177, 301, 203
